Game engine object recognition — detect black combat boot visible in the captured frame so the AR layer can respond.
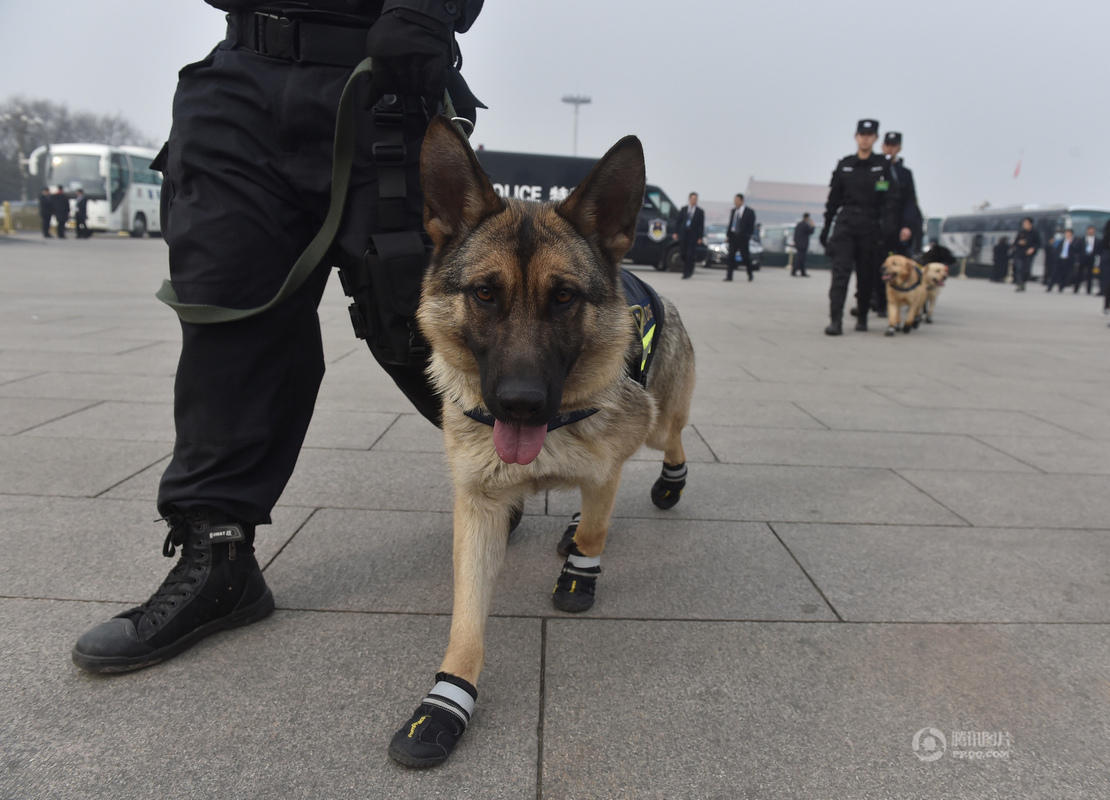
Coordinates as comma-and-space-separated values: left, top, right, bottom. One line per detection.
72, 509, 273, 673
825, 318, 843, 336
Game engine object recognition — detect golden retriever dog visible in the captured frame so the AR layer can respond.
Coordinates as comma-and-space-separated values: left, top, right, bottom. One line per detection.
921, 262, 949, 324
881, 254, 927, 335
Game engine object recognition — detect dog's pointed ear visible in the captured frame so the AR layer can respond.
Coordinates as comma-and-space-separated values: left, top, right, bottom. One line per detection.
556, 135, 646, 267
420, 116, 504, 251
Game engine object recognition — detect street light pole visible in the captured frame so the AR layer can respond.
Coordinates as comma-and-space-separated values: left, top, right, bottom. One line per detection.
561, 94, 591, 156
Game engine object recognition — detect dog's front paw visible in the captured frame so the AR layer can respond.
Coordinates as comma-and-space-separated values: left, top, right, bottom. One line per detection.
884, 326, 897, 337
552, 550, 601, 613
651, 462, 687, 510
902, 323, 913, 333
388, 674, 476, 769
924, 315, 933, 324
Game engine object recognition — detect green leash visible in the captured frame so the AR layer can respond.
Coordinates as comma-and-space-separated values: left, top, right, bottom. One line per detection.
156, 56, 377, 324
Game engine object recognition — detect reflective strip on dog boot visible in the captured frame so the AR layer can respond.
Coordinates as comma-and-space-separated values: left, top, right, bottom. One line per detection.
553, 546, 601, 613
556, 511, 582, 557
388, 672, 477, 769
651, 461, 687, 510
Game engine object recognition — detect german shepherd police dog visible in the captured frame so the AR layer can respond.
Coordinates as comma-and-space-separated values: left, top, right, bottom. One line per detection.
387, 118, 695, 768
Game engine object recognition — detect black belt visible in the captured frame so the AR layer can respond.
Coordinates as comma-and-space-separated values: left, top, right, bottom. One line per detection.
227, 11, 369, 67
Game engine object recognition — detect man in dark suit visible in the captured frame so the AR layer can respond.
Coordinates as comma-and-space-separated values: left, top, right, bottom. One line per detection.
672, 191, 705, 279
74, 188, 91, 239
792, 212, 814, 276
1047, 228, 1078, 292
51, 185, 69, 239
725, 193, 756, 281
1074, 225, 1100, 294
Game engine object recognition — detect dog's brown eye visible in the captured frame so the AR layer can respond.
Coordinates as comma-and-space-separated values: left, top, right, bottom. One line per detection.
553, 289, 575, 305
473, 286, 494, 303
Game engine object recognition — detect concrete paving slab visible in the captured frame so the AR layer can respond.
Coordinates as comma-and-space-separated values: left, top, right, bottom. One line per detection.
974, 433, 1110, 474
0, 598, 539, 800
542, 620, 1110, 800
0, 342, 182, 376
371, 412, 447, 453
547, 461, 967, 526
0, 396, 97, 435
899, 470, 1110, 529
696, 425, 1036, 472
278, 450, 455, 511
0, 436, 170, 497
0, 371, 174, 403
264, 508, 832, 621
19, 400, 174, 442
796, 399, 1070, 437
689, 394, 828, 429
0, 495, 314, 602
493, 517, 835, 621
303, 408, 399, 450
775, 523, 1110, 622
96, 455, 169, 501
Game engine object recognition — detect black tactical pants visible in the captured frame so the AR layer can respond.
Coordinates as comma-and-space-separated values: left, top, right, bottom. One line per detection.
828, 219, 881, 322
156, 35, 437, 526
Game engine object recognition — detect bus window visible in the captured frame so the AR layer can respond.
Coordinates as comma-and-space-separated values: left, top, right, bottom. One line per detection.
48, 153, 104, 199
110, 153, 130, 211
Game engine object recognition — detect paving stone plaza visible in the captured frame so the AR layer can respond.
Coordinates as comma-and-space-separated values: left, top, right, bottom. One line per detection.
2, 234, 1108, 799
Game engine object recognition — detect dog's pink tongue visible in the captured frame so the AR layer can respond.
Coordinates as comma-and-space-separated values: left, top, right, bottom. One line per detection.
493, 420, 547, 464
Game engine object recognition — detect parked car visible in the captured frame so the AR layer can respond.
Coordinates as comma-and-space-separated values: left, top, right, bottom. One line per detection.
703, 223, 762, 270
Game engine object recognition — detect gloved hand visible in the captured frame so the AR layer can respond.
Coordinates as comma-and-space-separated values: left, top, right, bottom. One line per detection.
819, 227, 829, 248
366, 8, 454, 102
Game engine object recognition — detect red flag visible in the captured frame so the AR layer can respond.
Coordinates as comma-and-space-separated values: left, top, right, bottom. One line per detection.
1013, 158, 1021, 178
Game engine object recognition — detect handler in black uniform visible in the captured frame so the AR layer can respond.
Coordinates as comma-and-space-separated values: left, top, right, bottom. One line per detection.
874, 130, 922, 314
74, 188, 90, 239
72, 0, 486, 766
820, 119, 899, 335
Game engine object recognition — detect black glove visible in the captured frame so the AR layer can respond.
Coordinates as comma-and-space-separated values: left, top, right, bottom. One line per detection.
819, 227, 829, 248
366, 8, 454, 102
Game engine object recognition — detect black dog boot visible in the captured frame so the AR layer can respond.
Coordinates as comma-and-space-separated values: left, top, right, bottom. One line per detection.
556, 512, 582, 557
902, 323, 913, 334
651, 462, 687, 509
71, 509, 273, 673
389, 672, 477, 768
885, 325, 897, 337
552, 544, 601, 613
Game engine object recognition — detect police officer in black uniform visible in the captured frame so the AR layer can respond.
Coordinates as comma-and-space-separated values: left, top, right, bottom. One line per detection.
72, 0, 485, 767
872, 130, 923, 314
820, 119, 900, 335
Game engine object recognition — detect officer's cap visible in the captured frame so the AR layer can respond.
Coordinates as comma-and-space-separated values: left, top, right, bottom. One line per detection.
856, 119, 879, 135
884, 131, 903, 146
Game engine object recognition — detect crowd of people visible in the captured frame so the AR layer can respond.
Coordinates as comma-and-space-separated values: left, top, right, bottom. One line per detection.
37, 185, 89, 239
991, 220, 1109, 312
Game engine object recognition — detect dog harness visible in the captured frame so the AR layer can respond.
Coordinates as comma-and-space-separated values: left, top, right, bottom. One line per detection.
462, 269, 667, 428
888, 265, 923, 293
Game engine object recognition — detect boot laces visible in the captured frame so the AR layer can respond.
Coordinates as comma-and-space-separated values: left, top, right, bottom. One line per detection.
135, 511, 212, 623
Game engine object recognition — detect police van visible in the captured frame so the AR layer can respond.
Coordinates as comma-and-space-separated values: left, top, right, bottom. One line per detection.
475, 149, 700, 270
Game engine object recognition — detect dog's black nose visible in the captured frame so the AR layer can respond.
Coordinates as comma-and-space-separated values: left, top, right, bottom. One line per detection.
495, 377, 547, 421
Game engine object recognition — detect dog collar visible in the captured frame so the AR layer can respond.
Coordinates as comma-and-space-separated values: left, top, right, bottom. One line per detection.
462, 406, 599, 431
888, 265, 923, 293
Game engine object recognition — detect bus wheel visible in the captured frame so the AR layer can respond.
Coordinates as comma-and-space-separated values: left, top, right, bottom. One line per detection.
130, 214, 147, 239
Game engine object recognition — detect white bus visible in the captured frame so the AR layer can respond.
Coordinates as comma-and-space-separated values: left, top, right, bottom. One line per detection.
28, 143, 162, 237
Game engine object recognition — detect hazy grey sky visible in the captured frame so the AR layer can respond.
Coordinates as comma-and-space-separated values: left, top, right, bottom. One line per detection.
3, 0, 1108, 217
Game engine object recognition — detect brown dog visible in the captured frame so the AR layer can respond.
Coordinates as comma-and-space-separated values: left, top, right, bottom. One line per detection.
387, 117, 696, 768
921, 262, 949, 323
881, 254, 927, 335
